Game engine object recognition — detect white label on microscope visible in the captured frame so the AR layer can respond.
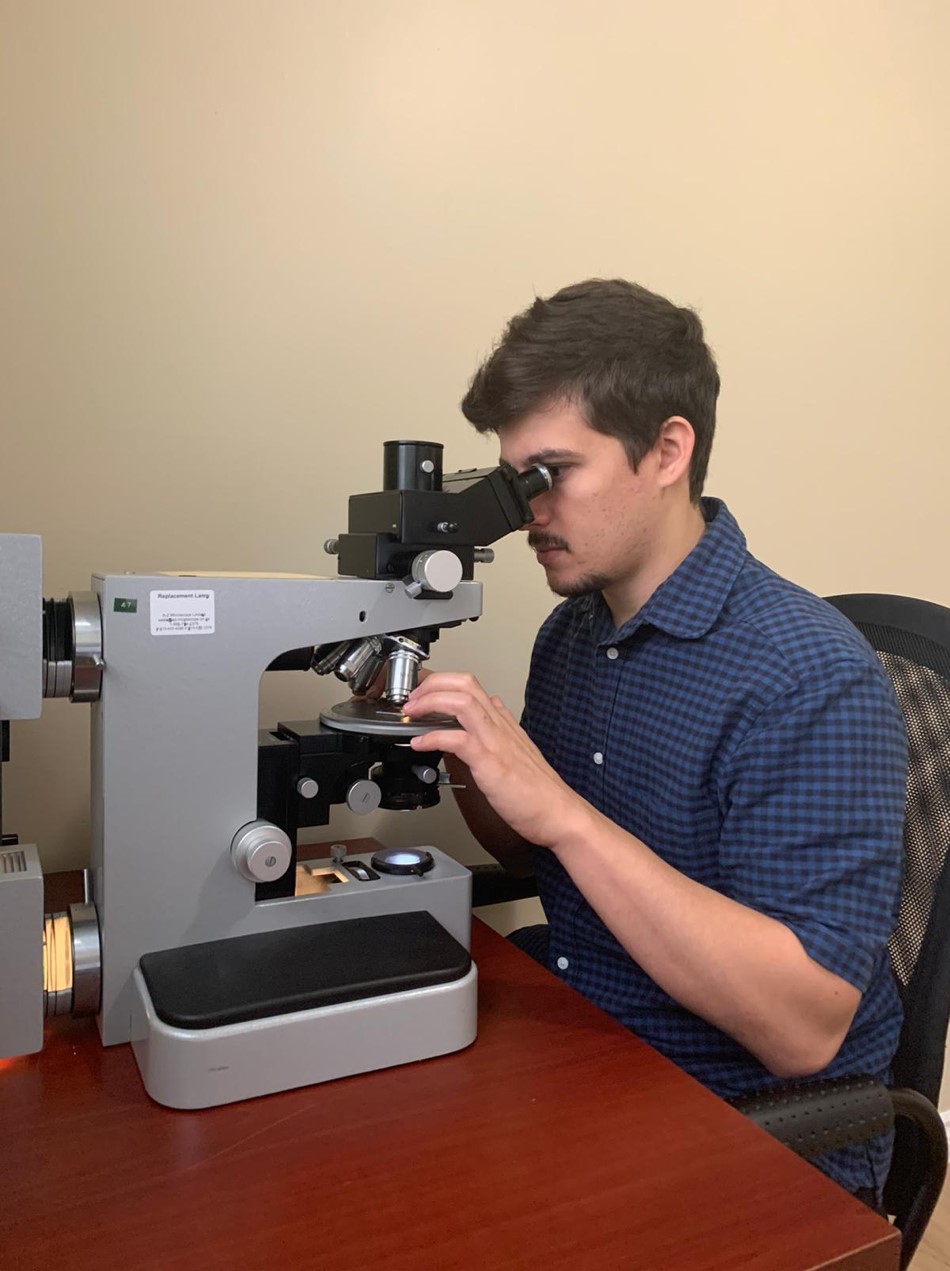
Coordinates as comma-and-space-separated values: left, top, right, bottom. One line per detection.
150, 590, 215, 636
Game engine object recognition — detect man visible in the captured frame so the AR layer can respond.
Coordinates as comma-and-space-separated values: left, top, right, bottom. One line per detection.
401, 279, 907, 1203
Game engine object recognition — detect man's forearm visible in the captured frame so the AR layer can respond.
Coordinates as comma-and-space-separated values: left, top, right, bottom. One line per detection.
552, 802, 861, 1078
445, 756, 535, 876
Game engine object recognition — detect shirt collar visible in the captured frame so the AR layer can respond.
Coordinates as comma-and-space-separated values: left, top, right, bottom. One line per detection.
587, 498, 748, 643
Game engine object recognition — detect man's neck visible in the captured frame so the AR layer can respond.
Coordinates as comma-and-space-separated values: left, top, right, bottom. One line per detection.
602, 500, 707, 629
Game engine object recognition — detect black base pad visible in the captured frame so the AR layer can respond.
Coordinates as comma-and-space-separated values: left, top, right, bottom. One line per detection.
139, 910, 471, 1030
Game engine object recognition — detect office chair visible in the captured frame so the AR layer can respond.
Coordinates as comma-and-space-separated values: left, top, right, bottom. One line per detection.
470, 593, 950, 1269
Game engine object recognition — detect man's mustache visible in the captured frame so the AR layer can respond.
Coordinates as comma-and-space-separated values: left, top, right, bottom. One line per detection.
528, 532, 570, 552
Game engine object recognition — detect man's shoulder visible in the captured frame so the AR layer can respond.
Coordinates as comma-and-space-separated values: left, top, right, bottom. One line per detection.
718, 558, 885, 686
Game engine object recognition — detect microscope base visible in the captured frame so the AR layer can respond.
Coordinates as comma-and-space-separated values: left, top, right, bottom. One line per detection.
130, 963, 478, 1109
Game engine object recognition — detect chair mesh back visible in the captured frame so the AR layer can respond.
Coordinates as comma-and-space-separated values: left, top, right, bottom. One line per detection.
827, 596, 950, 1105
877, 650, 950, 991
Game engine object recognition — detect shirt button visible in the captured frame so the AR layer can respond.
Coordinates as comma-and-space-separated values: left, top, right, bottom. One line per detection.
606, 646, 619, 660
593, 752, 604, 765
556, 956, 570, 970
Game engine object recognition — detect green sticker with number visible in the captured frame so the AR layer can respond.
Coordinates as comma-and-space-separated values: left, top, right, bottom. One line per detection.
113, 598, 138, 613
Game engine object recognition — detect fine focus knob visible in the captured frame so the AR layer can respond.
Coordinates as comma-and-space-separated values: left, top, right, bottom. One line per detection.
410, 549, 463, 594
231, 820, 293, 883
296, 777, 320, 799
346, 779, 382, 815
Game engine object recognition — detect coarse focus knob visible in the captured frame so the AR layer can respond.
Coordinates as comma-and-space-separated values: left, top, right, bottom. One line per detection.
410, 549, 463, 595
346, 779, 382, 815
231, 820, 293, 883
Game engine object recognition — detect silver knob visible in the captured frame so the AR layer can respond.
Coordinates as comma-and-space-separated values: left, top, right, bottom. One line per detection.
231, 820, 293, 883
412, 764, 439, 785
297, 778, 320, 799
473, 548, 495, 564
346, 779, 382, 815
323, 538, 339, 555
408, 549, 463, 596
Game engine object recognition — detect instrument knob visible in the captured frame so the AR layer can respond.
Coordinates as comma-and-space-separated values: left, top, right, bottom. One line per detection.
231, 820, 292, 883
346, 779, 382, 815
409, 549, 463, 595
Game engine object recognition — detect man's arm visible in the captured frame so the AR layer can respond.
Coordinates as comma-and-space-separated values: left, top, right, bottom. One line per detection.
444, 755, 536, 876
404, 670, 902, 1080
358, 670, 534, 875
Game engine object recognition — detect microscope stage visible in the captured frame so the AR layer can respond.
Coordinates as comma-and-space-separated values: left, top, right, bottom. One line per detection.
320, 698, 461, 737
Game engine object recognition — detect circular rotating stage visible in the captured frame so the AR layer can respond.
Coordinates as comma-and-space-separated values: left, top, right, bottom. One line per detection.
320, 697, 461, 739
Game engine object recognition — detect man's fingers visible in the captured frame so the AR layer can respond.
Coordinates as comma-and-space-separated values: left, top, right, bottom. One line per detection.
404, 690, 496, 738
410, 729, 467, 756
406, 672, 489, 709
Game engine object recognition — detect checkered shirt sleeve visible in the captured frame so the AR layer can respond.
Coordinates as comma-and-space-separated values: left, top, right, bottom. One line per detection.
717, 658, 907, 990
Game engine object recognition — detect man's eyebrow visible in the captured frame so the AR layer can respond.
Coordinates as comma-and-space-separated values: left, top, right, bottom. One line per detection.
507, 448, 582, 467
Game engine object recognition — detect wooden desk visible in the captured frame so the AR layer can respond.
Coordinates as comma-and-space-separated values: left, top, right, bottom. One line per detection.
0, 872, 898, 1270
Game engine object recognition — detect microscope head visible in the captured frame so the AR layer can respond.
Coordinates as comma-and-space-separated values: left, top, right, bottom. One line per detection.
325, 439, 553, 589
316, 439, 552, 707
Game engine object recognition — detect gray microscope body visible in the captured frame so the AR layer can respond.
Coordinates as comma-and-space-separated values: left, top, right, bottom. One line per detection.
0, 441, 551, 1108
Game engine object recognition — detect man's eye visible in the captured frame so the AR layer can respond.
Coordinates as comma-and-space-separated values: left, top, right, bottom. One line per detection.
548, 465, 564, 482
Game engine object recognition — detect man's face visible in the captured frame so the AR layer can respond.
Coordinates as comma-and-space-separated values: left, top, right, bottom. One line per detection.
499, 400, 664, 601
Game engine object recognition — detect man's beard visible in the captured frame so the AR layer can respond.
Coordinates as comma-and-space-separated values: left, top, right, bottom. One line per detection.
547, 571, 611, 598
528, 533, 610, 598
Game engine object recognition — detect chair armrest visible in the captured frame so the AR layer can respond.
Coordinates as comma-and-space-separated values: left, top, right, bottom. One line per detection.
731, 1077, 948, 1269
467, 863, 540, 908
729, 1075, 893, 1160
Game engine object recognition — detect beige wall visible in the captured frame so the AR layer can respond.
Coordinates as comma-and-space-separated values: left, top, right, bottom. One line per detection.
2, 2, 948, 1082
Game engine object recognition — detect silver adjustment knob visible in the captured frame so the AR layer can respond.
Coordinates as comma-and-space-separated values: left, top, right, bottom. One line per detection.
412, 764, 439, 785
70, 592, 104, 702
346, 779, 382, 815
473, 548, 495, 565
297, 778, 319, 799
231, 820, 293, 883
406, 549, 463, 597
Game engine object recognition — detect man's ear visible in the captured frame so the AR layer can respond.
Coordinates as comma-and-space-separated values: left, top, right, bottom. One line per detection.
655, 416, 695, 489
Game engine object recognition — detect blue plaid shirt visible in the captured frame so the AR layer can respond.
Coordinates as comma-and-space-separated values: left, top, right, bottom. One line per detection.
522, 498, 907, 1197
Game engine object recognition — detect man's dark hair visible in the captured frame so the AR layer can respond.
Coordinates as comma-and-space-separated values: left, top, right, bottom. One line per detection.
461, 279, 720, 501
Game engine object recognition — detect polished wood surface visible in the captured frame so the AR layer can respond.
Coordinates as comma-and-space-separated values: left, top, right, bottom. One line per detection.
0, 869, 898, 1270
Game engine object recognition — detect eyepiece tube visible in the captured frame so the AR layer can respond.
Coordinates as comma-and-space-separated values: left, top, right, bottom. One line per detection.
516, 463, 554, 502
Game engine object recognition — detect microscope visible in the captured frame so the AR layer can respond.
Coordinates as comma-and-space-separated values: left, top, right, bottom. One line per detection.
0, 440, 551, 1108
